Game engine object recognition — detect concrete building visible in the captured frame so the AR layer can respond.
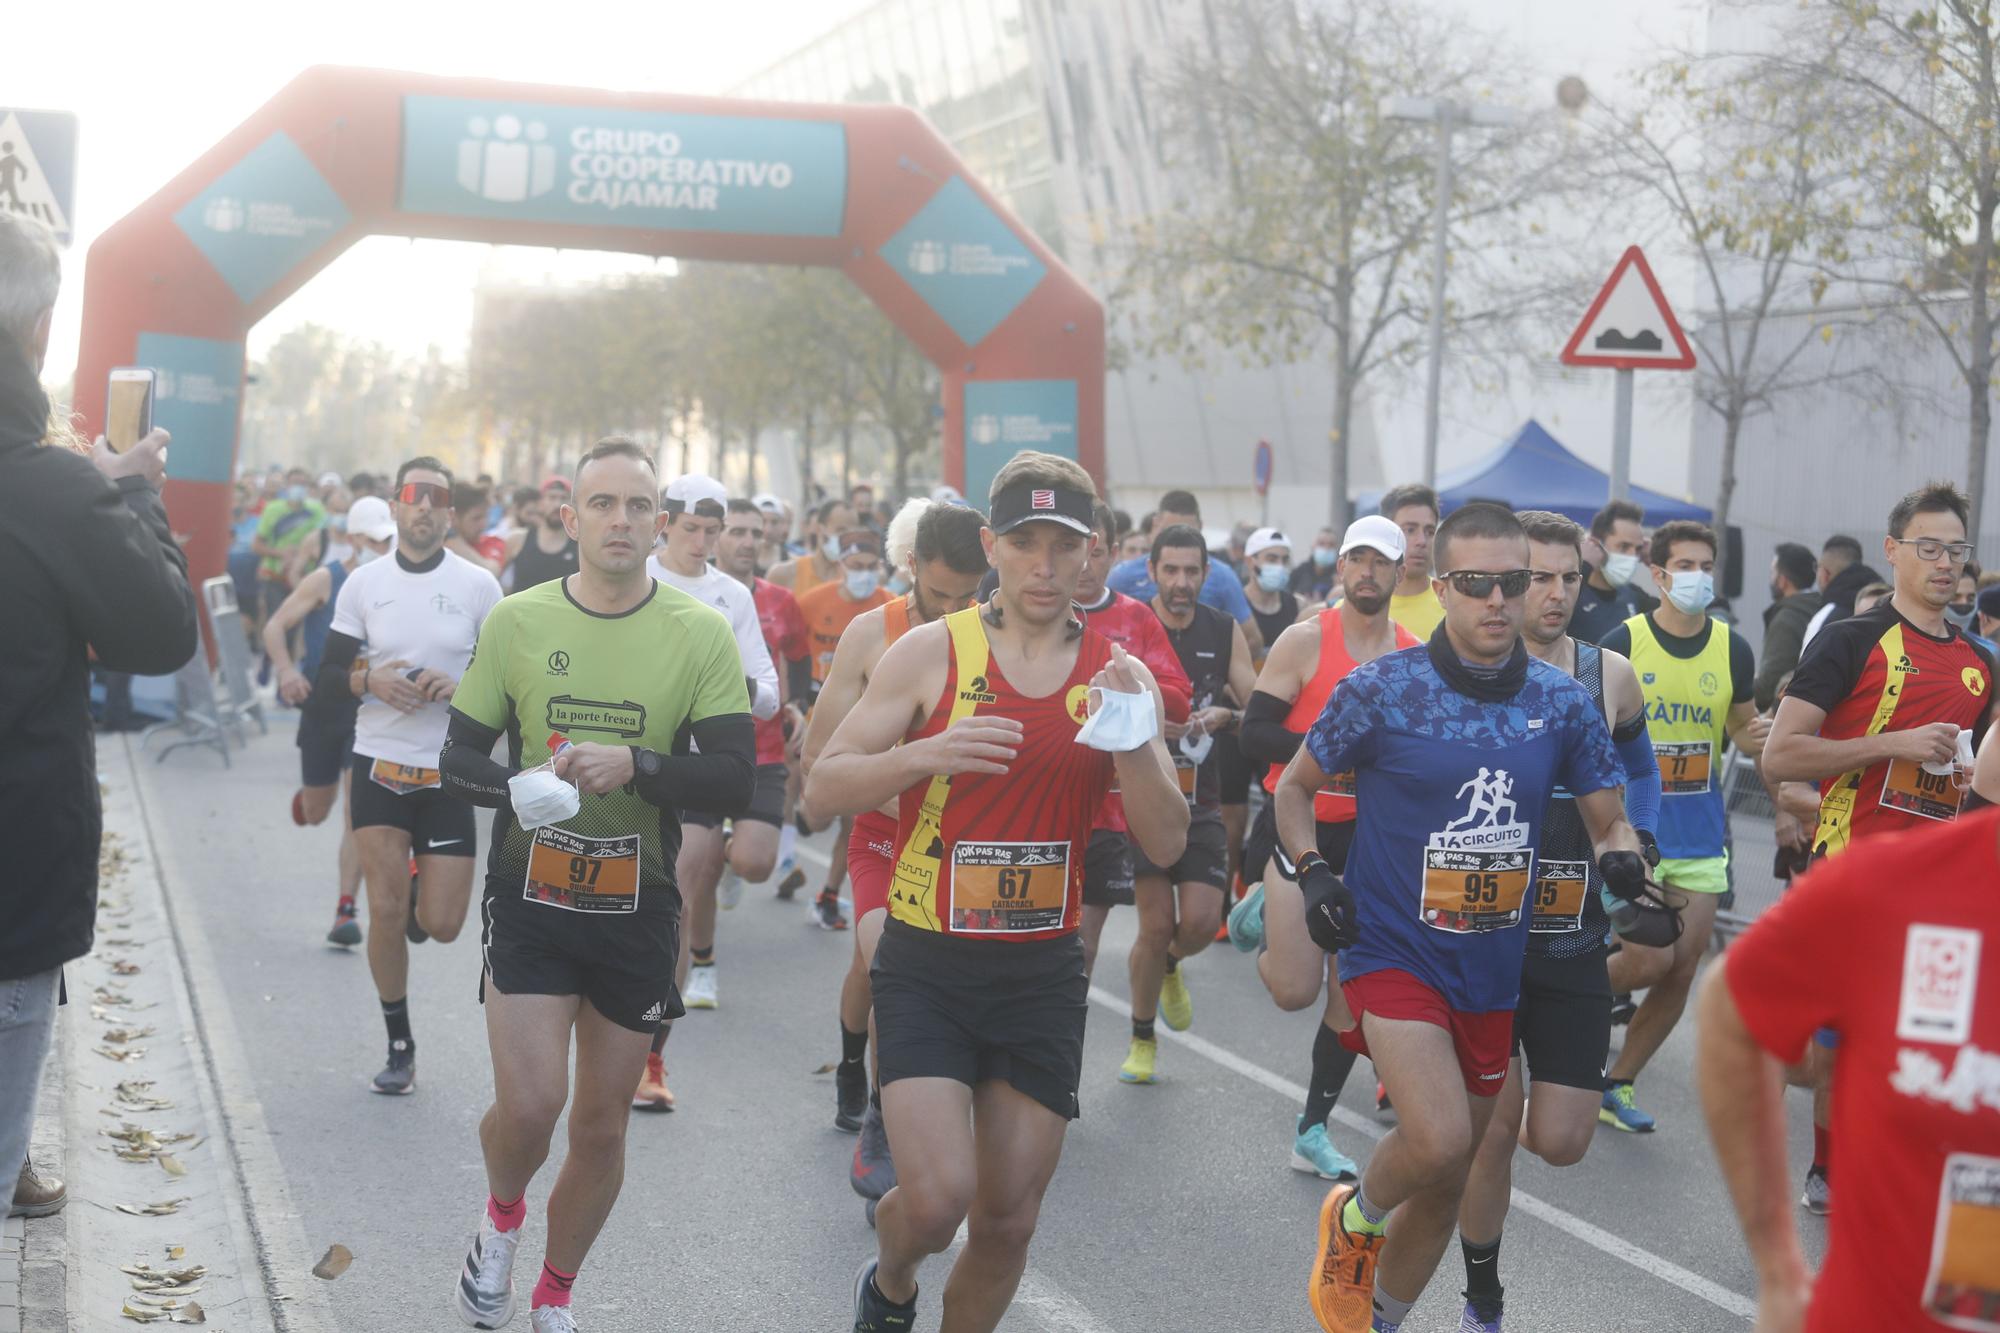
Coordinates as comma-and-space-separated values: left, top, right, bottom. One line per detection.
732, 0, 1383, 536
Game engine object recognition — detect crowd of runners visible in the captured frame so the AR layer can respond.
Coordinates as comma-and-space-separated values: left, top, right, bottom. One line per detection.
246, 441, 2000, 1333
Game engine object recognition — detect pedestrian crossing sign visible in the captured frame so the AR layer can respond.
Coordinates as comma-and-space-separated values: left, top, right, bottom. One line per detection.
0, 108, 78, 245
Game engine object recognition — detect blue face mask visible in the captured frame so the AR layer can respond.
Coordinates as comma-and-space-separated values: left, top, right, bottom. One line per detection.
844, 568, 880, 599
284, 485, 308, 502
1666, 570, 1716, 615
1255, 563, 1289, 592
1311, 547, 1338, 569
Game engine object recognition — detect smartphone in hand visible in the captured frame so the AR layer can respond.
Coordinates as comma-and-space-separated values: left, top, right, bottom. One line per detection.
105, 367, 156, 454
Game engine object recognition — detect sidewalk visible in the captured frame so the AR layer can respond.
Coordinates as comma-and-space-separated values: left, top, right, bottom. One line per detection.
3, 734, 337, 1332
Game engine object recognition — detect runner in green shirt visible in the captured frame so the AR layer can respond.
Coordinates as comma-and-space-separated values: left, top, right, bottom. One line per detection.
438, 438, 754, 1333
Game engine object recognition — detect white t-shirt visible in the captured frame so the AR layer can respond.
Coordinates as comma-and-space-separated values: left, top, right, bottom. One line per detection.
647, 554, 779, 719
1801, 600, 1836, 655
330, 548, 504, 768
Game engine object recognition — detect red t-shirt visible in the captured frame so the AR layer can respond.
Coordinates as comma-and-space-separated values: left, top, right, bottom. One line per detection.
751, 577, 809, 765
1726, 809, 2000, 1331
1786, 604, 1994, 856
476, 534, 509, 567
1080, 591, 1192, 835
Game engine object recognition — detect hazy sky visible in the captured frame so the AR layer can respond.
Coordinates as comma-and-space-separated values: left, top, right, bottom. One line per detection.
18, 0, 1704, 396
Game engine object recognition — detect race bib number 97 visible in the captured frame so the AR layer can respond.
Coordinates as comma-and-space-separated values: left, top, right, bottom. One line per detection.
948, 840, 1070, 935
524, 827, 640, 913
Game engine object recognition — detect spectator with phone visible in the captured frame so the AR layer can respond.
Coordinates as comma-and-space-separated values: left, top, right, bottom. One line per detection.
0, 211, 199, 1214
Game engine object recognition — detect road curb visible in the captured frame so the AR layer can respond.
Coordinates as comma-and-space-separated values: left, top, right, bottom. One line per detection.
98, 734, 338, 1332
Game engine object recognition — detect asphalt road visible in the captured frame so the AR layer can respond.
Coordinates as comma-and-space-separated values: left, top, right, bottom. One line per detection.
129, 719, 1825, 1332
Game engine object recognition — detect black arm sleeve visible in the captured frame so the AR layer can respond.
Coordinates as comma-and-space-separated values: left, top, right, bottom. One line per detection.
1238, 689, 1304, 766
787, 654, 813, 705
635, 713, 756, 814
439, 708, 515, 807
309, 631, 363, 721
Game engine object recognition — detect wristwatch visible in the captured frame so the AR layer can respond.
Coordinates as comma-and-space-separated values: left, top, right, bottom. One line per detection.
629, 746, 662, 783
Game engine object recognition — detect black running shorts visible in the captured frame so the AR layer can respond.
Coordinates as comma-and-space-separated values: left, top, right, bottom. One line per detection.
1082, 828, 1134, 907
1512, 946, 1612, 1091
681, 761, 787, 830
297, 698, 357, 789
1242, 801, 1355, 883
1131, 810, 1229, 890
478, 894, 685, 1034
347, 752, 477, 855
1215, 732, 1252, 805
871, 920, 1087, 1121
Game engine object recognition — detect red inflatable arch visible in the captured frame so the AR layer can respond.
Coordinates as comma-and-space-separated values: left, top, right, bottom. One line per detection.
73, 66, 1104, 589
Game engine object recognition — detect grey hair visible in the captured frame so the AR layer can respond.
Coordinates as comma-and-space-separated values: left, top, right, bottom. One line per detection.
0, 212, 60, 348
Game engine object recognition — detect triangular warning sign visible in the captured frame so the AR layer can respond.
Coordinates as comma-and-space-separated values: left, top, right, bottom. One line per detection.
0, 112, 70, 239
1560, 245, 1695, 371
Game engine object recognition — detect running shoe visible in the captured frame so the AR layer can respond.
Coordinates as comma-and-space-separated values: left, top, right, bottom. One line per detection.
1458, 1294, 1504, 1332
836, 1060, 868, 1132
1599, 1083, 1655, 1133
327, 897, 362, 948
776, 866, 806, 901
1609, 993, 1636, 1027
530, 1307, 578, 1333
852, 1101, 896, 1200
718, 869, 744, 911
1375, 1082, 1393, 1114
684, 965, 718, 1011
1118, 1036, 1158, 1084
1227, 882, 1267, 953
1291, 1116, 1358, 1181
371, 1040, 415, 1095
853, 1258, 916, 1332
1158, 968, 1193, 1032
1310, 1183, 1382, 1333
455, 1212, 520, 1329
631, 1053, 675, 1112
812, 892, 850, 931
1799, 1165, 1831, 1215
406, 859, 428, 945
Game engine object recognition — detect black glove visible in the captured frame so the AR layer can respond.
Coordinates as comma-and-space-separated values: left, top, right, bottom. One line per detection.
1298, 851, 1359, 952
1598, 849, 1650, 904
1636, 827, 1661, 869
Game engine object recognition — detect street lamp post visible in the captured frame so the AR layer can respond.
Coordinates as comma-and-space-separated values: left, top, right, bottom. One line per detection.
1381, 95, 1527, 489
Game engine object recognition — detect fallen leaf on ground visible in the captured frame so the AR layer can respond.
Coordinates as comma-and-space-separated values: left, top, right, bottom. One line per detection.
171, 1304, 205, 1324
158, 1155, 185, 1177
102, 1027, 156, 1044
110, 959, 142, 975
166, 1246, 185, 1260
813, 1062, 837, 1074
312, 1243, 353, 1280
96, 1046, 146, 1063
121, 1301, 166, 1322
113, 1198, 188, 1217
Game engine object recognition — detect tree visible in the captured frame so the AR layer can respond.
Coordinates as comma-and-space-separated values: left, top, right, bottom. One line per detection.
1748, 0, 2000, 541
1589, 54, 1864, 585
1116, 0, 1559, 525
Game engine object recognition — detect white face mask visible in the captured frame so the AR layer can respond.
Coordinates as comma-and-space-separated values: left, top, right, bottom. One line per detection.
822, 534, 843, 562
1255, 563, 1289, 592
355, 544, 385, 565
1601, 552, 1641, 589
844, 568, 880, 599
1665, 569, 1716, 615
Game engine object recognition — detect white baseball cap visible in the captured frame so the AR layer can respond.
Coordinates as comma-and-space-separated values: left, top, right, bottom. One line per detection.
662, 473, 728, 516
316, 470, 344, 490
1245, 526, 1291, 559
750, 492, 785, 516
345, 495, 397, 542
1339, 514, 1406, 561
930, 484, 966, 506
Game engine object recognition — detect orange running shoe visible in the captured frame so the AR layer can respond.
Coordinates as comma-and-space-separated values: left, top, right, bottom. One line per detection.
1309, 1183, 1381, 1333
631, 1053, 676, 1113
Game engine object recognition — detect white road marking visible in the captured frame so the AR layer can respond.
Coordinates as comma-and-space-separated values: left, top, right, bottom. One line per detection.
1087, 986, 1758, 1323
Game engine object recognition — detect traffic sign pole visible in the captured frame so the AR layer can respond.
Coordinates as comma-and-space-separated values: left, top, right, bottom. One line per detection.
1611, 368, 1633, 501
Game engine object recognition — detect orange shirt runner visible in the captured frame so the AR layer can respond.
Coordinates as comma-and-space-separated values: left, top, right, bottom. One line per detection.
798, 580, 894, 697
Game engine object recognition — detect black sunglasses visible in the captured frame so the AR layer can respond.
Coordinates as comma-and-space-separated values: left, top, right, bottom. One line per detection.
1440, 569, 1533, 599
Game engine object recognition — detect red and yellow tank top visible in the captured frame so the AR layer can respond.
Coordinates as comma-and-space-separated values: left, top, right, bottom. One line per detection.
890, 606, 1115, 940
1262, 606, 1418, 823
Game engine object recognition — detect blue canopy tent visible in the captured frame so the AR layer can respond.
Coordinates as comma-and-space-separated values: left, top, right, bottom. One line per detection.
1358, 419, 1711, 526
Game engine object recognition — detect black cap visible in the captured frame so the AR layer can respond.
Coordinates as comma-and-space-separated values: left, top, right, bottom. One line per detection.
989, 479, 1094, 536
1978, 584, 2000, 619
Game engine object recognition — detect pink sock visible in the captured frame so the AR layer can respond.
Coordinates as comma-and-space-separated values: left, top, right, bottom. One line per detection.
532, 1261, 576, 1309
486, 1194, 525, 1233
